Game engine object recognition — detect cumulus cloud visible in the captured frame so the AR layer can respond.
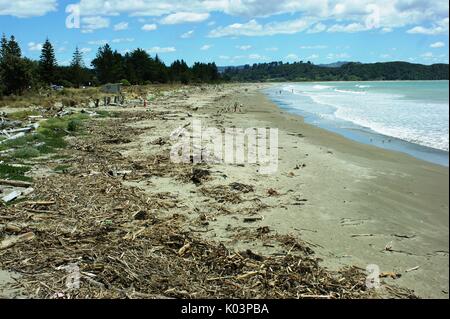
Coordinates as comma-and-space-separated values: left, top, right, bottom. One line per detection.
327, 23, 368, 33
87, 40, 108, 46
114, 22, 129, 31
80, 47, 92, 54
307, 23, 327, 34
142, 24, 158, 31
147, 46, 176, 53
112, 38, 135, 43
236, 45, 252, 51
286, 54, 299, 60
28, 42, 43, 51
209, 18, 312, 37
181, 30, 194, 38
430, 41, 445, 48
327, 52, 351, 59
300, 45, 327, 49
407, 18, 449, 35
200, 44, 212, 50
0, 0, 57, 17
82, 16, 110, 32
160, 12, 209, 25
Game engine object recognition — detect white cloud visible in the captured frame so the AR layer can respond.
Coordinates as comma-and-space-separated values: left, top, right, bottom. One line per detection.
306, 54, 319, 60
67, 0, 448, 37
80, 48, 92, 54
430, 41, 445, 48
147, 46, 176, 53
142, 24, 158, 31
286, 54, 299, 61
88, 40, 109, 46
28, 42, 43, 52
248, 54, 266, 60
181, 30, 195, 38
327, 53, 351, 60
407, 18, 449, 35
114, 22, 129, 31
82, 16, 110, 32
160, 12, 209, 25
201, 44, 212, 50
421, 52, 434, 57
236, 45, 252, 51
209, 18, 312, 37
300, 45, 327, 49
327, 23, 368, 33
307, 23, 327, 34
265, 47, 279, 51
218, 53, 267, 62
112, 38, 135, 43
0, 0, 56, 17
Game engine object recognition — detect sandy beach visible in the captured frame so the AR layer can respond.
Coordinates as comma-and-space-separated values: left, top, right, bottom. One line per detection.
208, 84, 449, 298
0, 83, 448, 298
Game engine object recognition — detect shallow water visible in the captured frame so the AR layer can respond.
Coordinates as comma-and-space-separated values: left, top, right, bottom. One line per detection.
265, 81, 449, 167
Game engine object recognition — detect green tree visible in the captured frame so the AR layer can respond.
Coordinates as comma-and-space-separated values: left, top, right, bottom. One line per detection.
0, 35, 32, 95
91, 44, 124, 84
70, 46, 87, 87
39, 38, 57, 85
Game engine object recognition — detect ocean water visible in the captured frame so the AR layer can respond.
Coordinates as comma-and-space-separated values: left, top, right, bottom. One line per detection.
265, 81, 449, 167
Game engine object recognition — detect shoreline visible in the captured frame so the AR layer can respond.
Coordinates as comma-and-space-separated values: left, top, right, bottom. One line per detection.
202, 84, 448, 298
263, 82, 449, 167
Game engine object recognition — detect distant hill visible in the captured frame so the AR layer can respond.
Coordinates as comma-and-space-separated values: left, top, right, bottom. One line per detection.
222, 61, 449, 82
318, 61, 353, 68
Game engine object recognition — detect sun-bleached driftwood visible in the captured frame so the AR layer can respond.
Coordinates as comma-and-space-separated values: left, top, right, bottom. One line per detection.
0, 179, 33, 188
0, 232, 35, 250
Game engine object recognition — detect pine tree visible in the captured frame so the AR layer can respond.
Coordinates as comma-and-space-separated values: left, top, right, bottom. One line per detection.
7, 36, 21, 57
39, 38, 57, 84
91, 44, 124, 84
0, 35, 32, 94
70, 47, 86, 87
0, 34, 8, 62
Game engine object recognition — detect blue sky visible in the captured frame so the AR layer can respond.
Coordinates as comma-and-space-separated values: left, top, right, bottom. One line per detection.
0, 0, 448, 67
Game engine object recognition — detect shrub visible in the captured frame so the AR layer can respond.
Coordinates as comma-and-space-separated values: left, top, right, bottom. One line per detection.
121, 79, 131, 86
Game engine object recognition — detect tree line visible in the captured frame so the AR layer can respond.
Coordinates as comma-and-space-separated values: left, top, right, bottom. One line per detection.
0, 34, 221, 96
223, 60, 449, 82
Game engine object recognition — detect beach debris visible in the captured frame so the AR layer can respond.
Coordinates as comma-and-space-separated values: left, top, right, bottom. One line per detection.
178, 242, 191, 256
1, 190, 22, 203
384, 241, 394, 251
191, 168, 211, 185
405, 266, 420, 273
351, 234, 375, 238
0, 232, 35, 250
0, 179, 33, 188
229, 182, 254, 193
256, 226, 271, 235
380, 272, 402, 280
0, 88, 419, 300
267, 188, 279, 196
243, 216, 264, 223
0, 223, 22, 233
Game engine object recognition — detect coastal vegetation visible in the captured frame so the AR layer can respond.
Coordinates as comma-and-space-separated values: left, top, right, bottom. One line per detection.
0, 33, 448, 98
